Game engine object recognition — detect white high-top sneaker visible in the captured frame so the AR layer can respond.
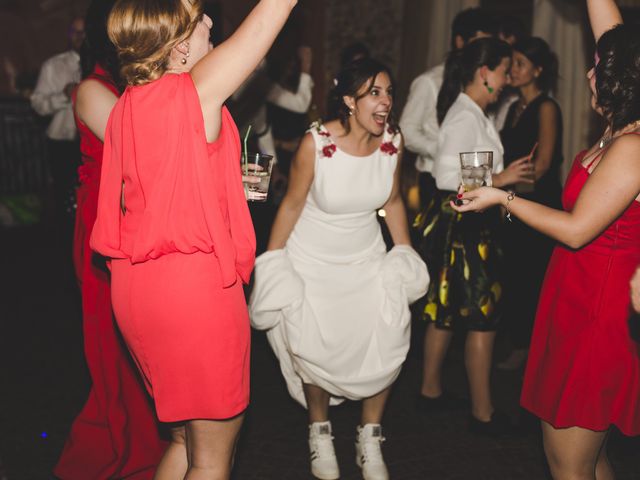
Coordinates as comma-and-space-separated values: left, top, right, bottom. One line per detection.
355, 424, 389, 480
309, 421, 340, 480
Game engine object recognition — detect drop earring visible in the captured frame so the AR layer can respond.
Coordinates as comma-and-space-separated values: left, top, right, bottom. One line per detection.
484, 80, 494, 94
181, 43, 190, 65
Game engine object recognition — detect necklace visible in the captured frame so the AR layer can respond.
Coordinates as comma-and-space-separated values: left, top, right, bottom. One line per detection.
599, 119, 640, 149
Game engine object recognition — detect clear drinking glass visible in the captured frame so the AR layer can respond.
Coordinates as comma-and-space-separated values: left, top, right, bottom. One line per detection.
459, 151, 493, 191
242, 153, 274, 202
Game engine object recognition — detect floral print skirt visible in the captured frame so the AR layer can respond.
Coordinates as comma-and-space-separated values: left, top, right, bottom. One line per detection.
413, 190, 503, 331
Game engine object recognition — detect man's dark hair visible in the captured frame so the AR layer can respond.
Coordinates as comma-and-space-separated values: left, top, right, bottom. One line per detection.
498, 15, 528, 44
450, 8, 497, 49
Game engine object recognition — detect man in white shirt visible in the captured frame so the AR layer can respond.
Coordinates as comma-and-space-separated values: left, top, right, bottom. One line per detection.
31, 17, 84, 230
400, 8, 496, 207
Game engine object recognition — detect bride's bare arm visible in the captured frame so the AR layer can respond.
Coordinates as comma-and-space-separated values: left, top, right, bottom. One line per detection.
267, 133, 315, 250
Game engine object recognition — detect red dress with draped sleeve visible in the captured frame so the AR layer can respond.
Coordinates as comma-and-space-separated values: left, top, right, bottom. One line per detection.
55, 65, 166, 480
90, 73, 255, 421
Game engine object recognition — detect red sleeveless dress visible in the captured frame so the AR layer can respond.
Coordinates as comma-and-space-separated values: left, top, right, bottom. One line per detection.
91, 73, 256, 422
521, 149, 640, 435
55, 65, 166, 480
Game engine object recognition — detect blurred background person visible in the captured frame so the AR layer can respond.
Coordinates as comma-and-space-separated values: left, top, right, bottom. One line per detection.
413, 37, 532, 435
498, 36, 563, 371
30, 16, 85, 241
401, 8, 497, 210
339, 41, 371, 68
497, 15, 528, 46
53, 1, 167, 478
492, 15, 529, 132
266, 44, 314, 180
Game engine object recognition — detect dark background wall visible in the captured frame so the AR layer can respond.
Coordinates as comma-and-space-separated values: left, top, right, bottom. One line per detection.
1, 0, 535, 107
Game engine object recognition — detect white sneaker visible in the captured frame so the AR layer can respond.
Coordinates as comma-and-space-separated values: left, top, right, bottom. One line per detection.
309, 421, 340, 480
355, 424, 389, 480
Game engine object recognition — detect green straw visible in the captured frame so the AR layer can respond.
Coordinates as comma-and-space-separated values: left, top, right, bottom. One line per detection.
243, 125, 252, 171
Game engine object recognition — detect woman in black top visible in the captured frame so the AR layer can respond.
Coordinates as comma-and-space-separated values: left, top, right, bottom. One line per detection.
498, 37, 563, 370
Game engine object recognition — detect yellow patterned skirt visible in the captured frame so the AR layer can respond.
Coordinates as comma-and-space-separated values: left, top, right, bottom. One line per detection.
413, 190, 503, 331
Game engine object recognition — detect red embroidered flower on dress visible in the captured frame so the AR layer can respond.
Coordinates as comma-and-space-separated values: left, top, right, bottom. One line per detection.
380, 141, 398, 155
322, 144, 337, 158
318, 130, 331, 137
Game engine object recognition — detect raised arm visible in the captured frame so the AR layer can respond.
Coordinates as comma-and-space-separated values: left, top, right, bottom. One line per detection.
267, 132, 315, 250
587, 0, 623, 43
192, 0, 296, 112
454, 134, 640, 249
382, 139, 411, 246
75, 79, 118, 142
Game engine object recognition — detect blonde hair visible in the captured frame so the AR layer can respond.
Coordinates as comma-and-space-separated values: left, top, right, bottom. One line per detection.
108, 0, 203, 86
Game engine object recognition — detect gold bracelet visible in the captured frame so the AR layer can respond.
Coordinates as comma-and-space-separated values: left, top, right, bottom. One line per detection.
505, 190, 516, 223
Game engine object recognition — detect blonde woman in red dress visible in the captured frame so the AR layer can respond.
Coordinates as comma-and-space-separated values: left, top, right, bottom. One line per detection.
453, 1, 640, 478
90, 0, 296, 478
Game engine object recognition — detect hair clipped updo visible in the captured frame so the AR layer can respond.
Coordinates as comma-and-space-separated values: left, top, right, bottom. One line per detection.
108, 0, 203, 86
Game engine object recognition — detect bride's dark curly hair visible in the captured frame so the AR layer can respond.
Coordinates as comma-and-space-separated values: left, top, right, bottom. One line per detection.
595, 24, 640, 131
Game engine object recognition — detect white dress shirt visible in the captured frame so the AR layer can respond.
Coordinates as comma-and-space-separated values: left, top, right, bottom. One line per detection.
30, 50, 81, 141
266, 72, 314, 114
399, 63, 444, 174
433, 92, 504, 192
258, 72, 314, 163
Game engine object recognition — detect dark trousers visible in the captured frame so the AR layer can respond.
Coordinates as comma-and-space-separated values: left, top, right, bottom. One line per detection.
418, 171, 437, 208
47, 138, 80, 240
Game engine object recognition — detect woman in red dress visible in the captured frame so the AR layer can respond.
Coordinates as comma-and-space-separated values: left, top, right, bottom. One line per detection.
90, 0, 296, 478
55, 2, 166, 478
452, 0, 640, 478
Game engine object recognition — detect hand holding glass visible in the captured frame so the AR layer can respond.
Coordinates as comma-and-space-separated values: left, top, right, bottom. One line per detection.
242, 153, 274, 202
459, 151, 493, 191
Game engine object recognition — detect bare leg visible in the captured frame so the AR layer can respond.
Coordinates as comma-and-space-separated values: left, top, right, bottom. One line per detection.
541, 421, 609, 480
303, 383, 331, 423
361, 387, 391, 425
154, 424, 188, 480
595, 434, 614, 480
465, 330, 496, 421
184, 415, 244, 480
421, 323, 454, 397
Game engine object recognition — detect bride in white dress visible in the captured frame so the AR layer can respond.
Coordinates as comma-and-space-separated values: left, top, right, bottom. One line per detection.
250, 58, 428, 480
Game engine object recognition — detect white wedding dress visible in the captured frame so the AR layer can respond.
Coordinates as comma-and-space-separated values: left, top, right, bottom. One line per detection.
250, 122, 428, 407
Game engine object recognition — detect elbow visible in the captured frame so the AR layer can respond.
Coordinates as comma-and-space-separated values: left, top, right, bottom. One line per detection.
562, 227, 595, 250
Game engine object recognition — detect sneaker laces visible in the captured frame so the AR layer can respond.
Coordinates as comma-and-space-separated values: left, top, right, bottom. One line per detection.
310, 425, 337, 461
359, 430, 386, 465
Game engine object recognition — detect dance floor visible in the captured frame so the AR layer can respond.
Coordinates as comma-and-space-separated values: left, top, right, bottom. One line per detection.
1, 223, 638, 479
